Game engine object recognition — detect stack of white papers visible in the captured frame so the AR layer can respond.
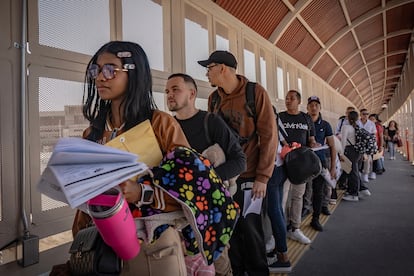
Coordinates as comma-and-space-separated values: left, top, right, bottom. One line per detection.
37, 137, 148, 208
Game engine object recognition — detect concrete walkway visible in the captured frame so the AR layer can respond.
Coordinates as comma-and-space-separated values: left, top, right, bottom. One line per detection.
291, 150, 414, 276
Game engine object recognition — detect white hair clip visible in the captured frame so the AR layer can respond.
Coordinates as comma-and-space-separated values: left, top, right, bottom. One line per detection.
117, 51, 132, 58
123, 64, 135, 70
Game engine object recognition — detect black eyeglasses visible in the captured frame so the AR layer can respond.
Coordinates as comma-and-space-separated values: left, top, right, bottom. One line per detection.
206, 64, 220, 72
361, 112, 369, 115
87, 64, 133, 80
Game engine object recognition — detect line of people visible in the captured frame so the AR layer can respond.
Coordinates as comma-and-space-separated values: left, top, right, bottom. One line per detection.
57, 41, 395, 276
335, 107, 395, 202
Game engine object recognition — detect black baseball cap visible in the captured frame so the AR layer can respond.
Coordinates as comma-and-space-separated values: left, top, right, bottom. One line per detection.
307, 96, 321, 104
198, 50, 237, 69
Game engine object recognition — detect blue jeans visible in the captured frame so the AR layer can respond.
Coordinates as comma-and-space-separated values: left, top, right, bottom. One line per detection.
266, 165, 288, 253
388, 141, 396, 158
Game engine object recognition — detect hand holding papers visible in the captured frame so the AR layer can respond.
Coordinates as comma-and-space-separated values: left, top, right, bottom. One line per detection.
242, 190, 263, 217
37, 137, 148, 208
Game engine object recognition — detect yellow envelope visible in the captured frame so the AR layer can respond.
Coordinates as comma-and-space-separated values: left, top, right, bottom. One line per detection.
105, 120, 163, 167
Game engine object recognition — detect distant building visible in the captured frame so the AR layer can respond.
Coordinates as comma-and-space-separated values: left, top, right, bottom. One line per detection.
39, 105, 88, 152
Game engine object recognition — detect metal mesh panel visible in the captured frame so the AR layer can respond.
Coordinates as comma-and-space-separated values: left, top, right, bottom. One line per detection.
122, 0, 164, 71
38, 0, 110, 55
39, 77, 88, 211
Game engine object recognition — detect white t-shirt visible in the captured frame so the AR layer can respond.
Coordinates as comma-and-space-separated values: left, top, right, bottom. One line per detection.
357, 119, 377, 134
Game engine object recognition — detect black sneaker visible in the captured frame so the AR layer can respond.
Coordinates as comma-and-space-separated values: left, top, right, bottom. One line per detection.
321, 206, 331, 216
269, 260, 292, 273
310, 219, 323, 231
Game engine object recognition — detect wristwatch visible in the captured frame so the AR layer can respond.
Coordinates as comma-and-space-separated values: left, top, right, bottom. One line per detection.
135, 183, 154, 208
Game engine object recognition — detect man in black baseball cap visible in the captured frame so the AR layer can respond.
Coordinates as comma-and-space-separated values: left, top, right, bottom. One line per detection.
198, 49, 278, 275
197, 50, 238, 69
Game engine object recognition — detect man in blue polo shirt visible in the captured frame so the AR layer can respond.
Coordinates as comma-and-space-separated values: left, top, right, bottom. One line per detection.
304, 96, 337, 231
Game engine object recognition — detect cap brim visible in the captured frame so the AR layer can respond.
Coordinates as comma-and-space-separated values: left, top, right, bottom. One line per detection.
197, 60, 210, 67
308, 100, 320, 104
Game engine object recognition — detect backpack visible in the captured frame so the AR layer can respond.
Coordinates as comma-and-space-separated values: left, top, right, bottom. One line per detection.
284, 146, 322, 184
209, 82, 256, 145
352, 126, 377, 155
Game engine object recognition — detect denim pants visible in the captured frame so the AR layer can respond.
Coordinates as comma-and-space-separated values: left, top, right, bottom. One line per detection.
361, 154, 373, 174
283, 179, 306, 229
266, 165, 288, 253
388, 141, 396, 158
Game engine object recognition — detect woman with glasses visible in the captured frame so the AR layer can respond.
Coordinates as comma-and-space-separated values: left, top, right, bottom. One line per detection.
72, 41, 190, 275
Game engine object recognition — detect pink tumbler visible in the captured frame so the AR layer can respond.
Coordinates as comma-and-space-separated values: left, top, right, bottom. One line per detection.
87, 188, 140, 260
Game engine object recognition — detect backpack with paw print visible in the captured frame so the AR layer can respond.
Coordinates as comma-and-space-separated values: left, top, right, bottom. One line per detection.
352, 126, 377, 155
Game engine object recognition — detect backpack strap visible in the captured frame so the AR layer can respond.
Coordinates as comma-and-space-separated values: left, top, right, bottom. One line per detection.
301, 112, 312, 145
209, 82, 257, 145
242, 82, 257, 144
338, 117, 345, 132
245, 82, 256, 124
209, 90, 220, 113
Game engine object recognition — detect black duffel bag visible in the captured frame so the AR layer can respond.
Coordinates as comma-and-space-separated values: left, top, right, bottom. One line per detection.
284, 146, 322, 184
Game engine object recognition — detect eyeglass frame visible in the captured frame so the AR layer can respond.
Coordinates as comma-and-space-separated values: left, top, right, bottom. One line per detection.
206, 63, 220, 72
87, 63, 135, 80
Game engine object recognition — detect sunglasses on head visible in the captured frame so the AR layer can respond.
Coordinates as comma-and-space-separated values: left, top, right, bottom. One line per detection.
87, 63, 134, 80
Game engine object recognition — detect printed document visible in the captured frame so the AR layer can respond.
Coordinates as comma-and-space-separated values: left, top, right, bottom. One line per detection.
37, 137, 148, 208
242, 190, 263, 217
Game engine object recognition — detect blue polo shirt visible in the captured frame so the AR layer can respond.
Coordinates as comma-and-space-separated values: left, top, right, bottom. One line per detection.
313, 114, 333, 165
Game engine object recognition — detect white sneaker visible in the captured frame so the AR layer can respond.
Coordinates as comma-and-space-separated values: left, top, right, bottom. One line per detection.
342, 194, 359, 202
361, 174, 369, 183
329, 199, 337, 205
368, 172, 376, 180
359, 189, 371, 197
287, 228, 311, 244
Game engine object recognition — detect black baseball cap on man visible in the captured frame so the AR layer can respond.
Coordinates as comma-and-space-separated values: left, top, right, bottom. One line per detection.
307, 96, 321, 104
198, 50, 238, 69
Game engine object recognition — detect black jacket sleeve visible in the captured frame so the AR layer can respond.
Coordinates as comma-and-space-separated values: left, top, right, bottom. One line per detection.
209, 114, 247, 180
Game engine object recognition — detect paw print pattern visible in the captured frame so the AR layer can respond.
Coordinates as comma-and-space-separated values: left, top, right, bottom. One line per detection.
196, 213, 208, 230
226, 204, 238, 220
161, 160, 175, 172
179, 184, 194, 200
204, 226, 217, 246
193, 158, 208, 172
213, 247, 224, 262
178, 167, 194, 182
209, 170, 221, 184
219, 227, 233, 245
212, 189, 225, 206
161, 172, 176, 187
196, 177, 211, 194
204, 249, 213, 262
195, 196, 209, 211
209, 207, 222, 224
